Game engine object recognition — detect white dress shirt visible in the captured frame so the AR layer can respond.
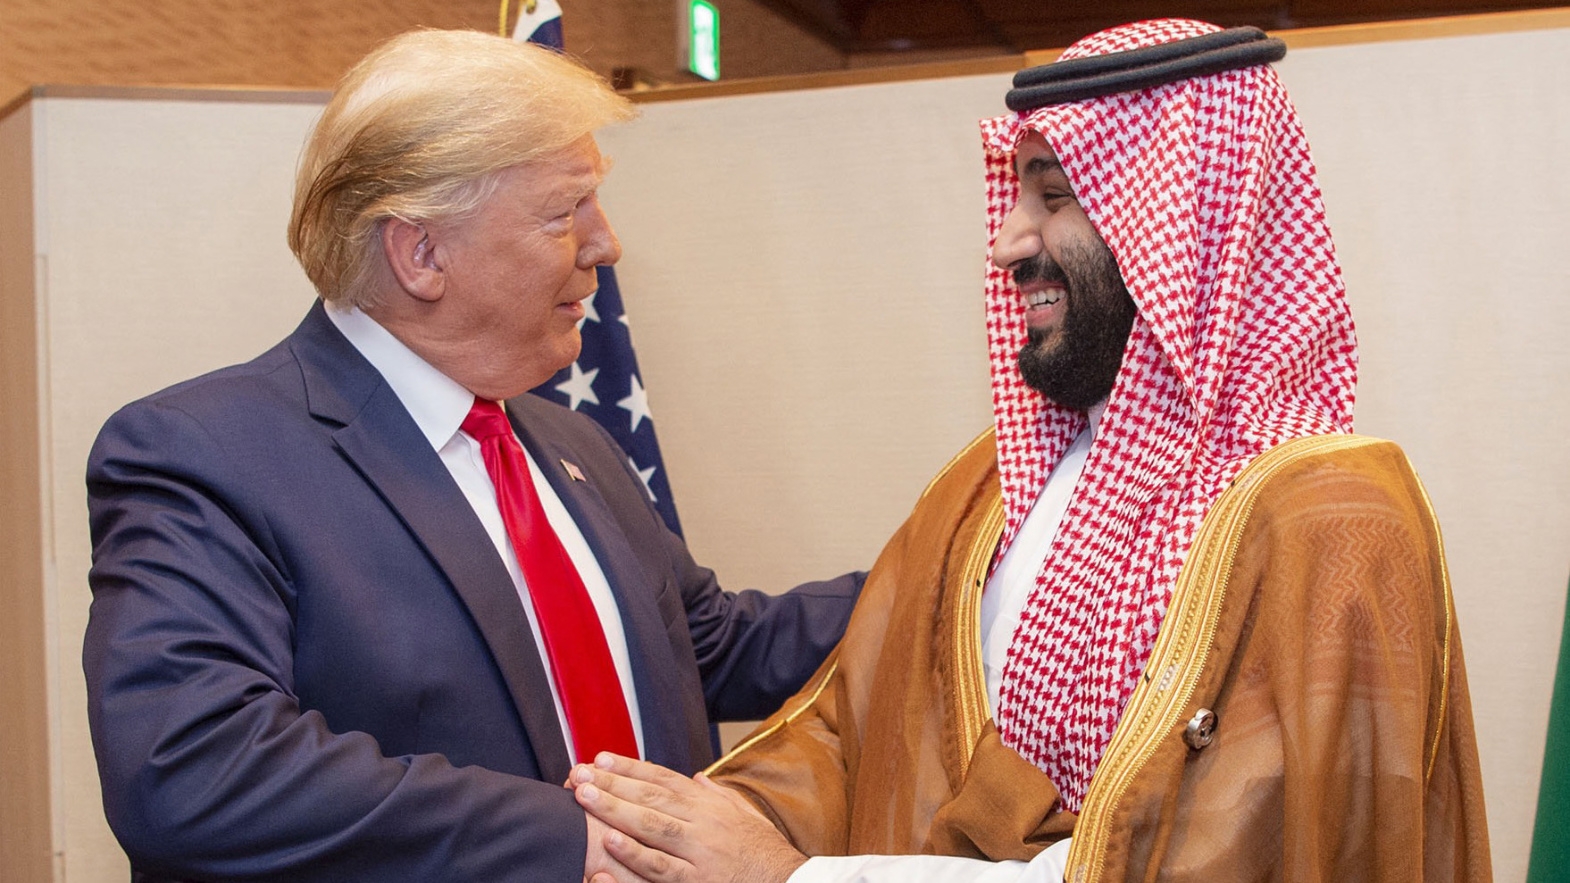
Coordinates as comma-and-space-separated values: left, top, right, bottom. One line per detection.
790, 405, 1104, 883
326, 303, 645, 761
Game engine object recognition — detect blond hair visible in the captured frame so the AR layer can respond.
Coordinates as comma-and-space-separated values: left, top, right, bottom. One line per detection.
288, 29, 636, 307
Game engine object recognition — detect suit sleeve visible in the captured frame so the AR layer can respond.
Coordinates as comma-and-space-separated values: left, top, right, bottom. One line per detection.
679, 548, 864, 723
83, 401, 589, 883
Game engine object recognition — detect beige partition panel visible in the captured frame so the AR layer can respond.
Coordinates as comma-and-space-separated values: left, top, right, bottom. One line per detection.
1, 12, 1566, 881
0, 89, 53, 883
1, 89, 326, 882
598, 71, 1005, 587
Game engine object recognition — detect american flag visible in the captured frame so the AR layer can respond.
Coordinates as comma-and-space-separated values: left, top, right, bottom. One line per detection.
511, 0, 565, 48
516, 3, 685, 537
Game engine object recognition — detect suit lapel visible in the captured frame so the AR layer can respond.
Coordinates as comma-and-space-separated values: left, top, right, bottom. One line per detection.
508, 405, 694, 771
290, 304, 574, 783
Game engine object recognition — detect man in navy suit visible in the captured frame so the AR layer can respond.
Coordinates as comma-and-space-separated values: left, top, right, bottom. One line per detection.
82, 29, 859, 883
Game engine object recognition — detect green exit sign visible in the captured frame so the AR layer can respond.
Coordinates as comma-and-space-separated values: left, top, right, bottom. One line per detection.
686, 0, 720, 80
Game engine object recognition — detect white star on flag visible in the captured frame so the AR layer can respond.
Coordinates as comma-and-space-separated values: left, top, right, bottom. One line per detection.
576, 290, 600, 331
553, 362, 599, 411
629, 457, 658, 502
617, 374, 653, 433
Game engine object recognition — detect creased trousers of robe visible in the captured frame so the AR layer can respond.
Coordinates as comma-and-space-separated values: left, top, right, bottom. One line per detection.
710, 431, 1492, 883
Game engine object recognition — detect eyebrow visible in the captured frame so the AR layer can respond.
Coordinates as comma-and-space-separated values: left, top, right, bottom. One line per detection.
565, 163, 609, 203
1017, 155, 1065, 179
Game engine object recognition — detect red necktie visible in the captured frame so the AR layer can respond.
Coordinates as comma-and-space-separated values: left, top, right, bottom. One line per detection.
461, 398, 638, 762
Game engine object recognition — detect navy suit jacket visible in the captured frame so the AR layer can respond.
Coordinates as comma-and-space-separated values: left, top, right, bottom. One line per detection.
83, 303, 861, 882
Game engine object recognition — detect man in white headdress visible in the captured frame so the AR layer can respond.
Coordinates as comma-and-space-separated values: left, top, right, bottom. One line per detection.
569, 19, 1491, 883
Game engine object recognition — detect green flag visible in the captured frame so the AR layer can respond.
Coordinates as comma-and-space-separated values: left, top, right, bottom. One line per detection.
1527, 575, 1570, 882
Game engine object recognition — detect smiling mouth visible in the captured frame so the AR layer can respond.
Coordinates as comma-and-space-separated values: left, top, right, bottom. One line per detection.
1024, 288, 1064, 308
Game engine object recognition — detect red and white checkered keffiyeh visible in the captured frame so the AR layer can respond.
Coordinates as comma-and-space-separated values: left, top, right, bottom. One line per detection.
981, 19, 1358, 812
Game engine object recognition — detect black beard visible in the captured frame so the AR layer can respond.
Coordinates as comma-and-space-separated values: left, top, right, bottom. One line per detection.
1015, 241, 1138, 411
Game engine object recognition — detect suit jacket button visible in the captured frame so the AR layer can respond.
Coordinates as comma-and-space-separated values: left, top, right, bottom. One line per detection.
1183, 708, 1217, 749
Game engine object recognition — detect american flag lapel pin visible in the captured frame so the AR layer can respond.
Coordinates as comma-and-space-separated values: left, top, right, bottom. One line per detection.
560, 459, 587, 482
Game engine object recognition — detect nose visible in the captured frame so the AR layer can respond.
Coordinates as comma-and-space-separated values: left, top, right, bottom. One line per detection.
989, 201, 1041, 273
578, 198, 622, 268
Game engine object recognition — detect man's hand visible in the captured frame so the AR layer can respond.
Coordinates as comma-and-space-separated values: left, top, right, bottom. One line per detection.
571, 753, 807, 883
585, 811, 652, 883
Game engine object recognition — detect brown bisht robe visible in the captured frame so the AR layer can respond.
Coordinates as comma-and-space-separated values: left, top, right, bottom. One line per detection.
710, 431, 1491, 882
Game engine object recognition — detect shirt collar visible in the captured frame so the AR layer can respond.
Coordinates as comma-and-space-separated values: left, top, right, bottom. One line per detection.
324, 301, 479, 451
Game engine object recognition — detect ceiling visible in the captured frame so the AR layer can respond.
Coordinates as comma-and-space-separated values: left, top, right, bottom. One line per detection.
752, 0, 1553, 53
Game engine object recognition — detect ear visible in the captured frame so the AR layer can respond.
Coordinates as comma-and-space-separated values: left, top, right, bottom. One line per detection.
382, 216, 445, 304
